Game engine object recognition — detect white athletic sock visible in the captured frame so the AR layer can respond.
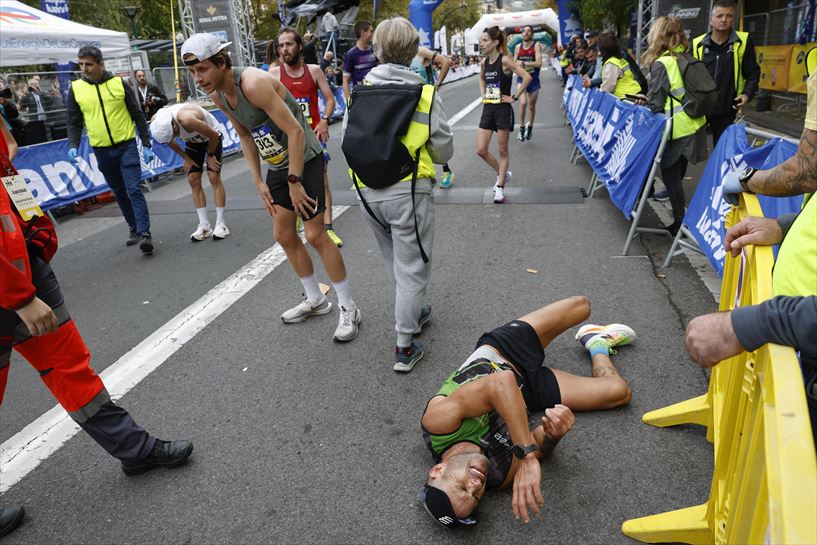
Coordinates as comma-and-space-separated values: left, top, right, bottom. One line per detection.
216, 207, 225, 225
196, 207, 208, 226
300, 274, 323, 302
332, 279, 353, 308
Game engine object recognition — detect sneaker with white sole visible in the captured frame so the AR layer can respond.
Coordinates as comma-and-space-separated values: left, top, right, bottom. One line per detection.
212, 223, 230, 240
439, 171, 453, 188
281, 296, 333, 323
517, 128, 525, 142
415, 304, 432, 333
190, 223, 213, 242
493, 184, 505, 203
575, 323, 636, 354
333, 304, 361, 342
394, 340, 424, 373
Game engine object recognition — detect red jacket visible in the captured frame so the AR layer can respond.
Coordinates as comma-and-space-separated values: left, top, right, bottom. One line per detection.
0, 148, 58, 310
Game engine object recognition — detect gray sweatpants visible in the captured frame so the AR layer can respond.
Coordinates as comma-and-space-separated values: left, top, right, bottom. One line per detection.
360, 193, 434, 347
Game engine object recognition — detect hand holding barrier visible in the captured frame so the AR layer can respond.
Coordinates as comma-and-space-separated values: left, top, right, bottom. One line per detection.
622, 193, 817, 544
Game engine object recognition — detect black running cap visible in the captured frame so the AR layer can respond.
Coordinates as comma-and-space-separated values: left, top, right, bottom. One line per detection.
419, 485, 477, 529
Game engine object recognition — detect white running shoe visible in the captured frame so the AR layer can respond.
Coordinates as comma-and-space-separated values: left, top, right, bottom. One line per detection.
281, 297, 333, 323
493, 184, 505, 203
190, 223, 213, 242
333, 303, 361, 342
213, 222, 230, 240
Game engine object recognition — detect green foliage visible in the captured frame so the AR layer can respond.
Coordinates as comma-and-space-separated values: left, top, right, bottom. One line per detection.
577, 0, 636, 35
431, 1, 481, 34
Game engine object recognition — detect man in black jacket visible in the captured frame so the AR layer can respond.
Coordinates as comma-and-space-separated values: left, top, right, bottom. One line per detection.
133, 69, 168, 121
692, 0, 760, 146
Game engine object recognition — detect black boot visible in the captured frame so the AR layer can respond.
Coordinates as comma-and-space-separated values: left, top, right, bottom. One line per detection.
126, 228, 138, 246
121, 439, 193, 476
0, 505, 25, 538
139, 233, 154, 255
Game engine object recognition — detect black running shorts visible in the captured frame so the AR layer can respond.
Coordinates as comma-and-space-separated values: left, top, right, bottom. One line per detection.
479, 103, 515, 132
265, 154, 326, 220
185, 138, 223, 174
476, 320, 561, 411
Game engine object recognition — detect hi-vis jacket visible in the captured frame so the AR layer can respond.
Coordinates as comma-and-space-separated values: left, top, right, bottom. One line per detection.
655, 49, 707, 140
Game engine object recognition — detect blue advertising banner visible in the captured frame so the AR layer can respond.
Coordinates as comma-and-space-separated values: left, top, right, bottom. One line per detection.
565, 76, 667, 217
15, 108, 243, 211
683, 124, 804, 275
408, 0, 443, 47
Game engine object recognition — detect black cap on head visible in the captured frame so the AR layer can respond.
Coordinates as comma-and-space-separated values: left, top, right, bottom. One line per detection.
587, 30, 599, 38
419, 485, 478, 529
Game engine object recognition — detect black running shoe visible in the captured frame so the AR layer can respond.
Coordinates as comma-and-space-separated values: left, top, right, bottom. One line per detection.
139, 234, 154, 255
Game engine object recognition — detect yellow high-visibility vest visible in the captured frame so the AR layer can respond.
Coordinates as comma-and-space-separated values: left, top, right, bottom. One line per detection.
655, 50, 707, 140
603, 57, 642, 99
692, 31, 749, 96
70, 76, 135, 147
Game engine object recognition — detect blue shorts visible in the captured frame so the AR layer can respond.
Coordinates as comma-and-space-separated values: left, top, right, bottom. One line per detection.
517, 74, 541, 94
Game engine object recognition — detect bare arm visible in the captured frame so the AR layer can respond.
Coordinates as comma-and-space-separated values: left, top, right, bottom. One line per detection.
479, 59, 486, 97
504, 55, 532, 99
310, 64, 334, 142
747, 128, 817, 196
342, 73, 351, 101
433, 53, 451, 87
532, 43, 543, 69
177, 107, 221, 153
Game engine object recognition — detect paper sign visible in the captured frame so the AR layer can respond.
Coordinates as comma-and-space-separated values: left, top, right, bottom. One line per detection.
2, 174, 44, 221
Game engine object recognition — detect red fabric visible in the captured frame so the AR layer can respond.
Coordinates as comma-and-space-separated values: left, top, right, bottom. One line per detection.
12, 320, 104, 412
278, 64, 321, 130
0, 363, 8, 405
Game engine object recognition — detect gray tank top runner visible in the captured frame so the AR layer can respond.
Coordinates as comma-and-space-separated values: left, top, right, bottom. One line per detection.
217, 67, 322, 170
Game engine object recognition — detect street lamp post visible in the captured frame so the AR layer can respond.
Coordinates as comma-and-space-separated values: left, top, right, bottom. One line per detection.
122, 5, 141, 39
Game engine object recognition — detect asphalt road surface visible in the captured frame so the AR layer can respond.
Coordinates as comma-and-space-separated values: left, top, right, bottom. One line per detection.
2, 68, 718, 544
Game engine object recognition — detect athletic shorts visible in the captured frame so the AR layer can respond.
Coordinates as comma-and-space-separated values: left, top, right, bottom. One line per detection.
479, 103, 515, 132
185, 138, 223, 174
476, 320, 561, 411
265, 154, 326, 220
517, 75, 541, 94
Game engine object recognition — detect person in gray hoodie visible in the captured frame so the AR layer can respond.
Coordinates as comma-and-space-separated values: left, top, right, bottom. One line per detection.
342, 16, 453, 373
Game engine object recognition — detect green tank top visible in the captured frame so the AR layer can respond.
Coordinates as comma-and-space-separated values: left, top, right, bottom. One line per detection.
217, 67, 322, 170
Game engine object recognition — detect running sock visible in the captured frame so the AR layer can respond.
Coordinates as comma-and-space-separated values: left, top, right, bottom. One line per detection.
442, 163, 451, 173
325, 223, 333, 231
300, 274, 323, 302
196, 207, 208, 226
216, 207, 225, 225
332, 279, 353, 307
587, 340, 610, 358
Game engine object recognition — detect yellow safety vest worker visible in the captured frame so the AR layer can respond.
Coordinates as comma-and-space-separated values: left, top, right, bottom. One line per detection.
655, 50, 707, 140
692, 31, 749, 96
70, 76, 136, 148
773, 192, 817, 297
350, 84, 436, 185
560, 51, 569, 67
603, 57, 642, 99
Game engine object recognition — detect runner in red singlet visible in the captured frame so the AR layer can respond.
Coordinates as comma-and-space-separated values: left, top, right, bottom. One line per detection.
271, 27, 344, 247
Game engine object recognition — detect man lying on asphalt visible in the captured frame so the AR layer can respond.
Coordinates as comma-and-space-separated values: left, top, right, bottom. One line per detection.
419, 296, 636, 527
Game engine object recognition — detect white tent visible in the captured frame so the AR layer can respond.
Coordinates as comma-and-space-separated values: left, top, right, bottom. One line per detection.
464, 9, 559, 55
0, 0, 131, 67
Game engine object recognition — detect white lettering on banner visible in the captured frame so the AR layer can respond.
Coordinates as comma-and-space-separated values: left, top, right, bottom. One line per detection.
577, 108, 616, 161
18, 169, 57, 204
694, 154, 747, 263
604, 116, 637, 184
77, 155, 108, 188
42, 161, 85, 197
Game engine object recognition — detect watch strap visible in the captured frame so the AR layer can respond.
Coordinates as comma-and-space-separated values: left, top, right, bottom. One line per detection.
739, 168, 757, 193
512, 443, 538, 458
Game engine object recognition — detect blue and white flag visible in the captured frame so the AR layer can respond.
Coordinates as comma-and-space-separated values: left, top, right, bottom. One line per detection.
683, 124, 803, 275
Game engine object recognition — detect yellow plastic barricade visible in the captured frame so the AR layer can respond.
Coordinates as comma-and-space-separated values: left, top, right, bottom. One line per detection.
622, 194, 817, 544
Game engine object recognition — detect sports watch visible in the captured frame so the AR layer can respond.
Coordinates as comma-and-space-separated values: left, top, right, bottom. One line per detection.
738, 168, 757, 193
511, 443, 538, 459
287, 174, 302, 185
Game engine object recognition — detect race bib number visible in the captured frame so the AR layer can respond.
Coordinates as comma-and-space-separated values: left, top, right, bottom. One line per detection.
484, 85, 501, 104
2, 174, 43, 221
250, 125, 288, 166
295, 97, 312, 126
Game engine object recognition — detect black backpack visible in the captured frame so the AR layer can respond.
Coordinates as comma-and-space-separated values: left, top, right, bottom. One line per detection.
672, 53, 717, 118
341, 83, 433, 262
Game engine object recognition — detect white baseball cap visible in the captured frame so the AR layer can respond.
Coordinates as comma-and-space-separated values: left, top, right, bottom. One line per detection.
149, 107, 175, 144
181, 33, 232, 64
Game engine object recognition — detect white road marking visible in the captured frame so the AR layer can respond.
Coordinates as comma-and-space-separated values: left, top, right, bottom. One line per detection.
1, 94, 484, 493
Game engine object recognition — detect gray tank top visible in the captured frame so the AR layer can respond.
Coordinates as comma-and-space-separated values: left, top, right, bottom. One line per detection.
217, 67, 322, 170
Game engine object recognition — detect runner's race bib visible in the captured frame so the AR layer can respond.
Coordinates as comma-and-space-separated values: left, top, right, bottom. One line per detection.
2, 174, 43, 221
484, 84, 501, 104
295, 97, 312, 126
251, 124, 288, 166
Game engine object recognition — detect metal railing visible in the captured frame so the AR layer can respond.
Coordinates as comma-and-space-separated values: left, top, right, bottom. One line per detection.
744, 4, 817, 46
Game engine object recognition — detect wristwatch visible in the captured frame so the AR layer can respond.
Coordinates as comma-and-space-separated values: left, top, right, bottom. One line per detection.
287, 174, 302, 185
738, 168, 757, 193
206, 151, 217, 157
511, 443, 539, 459
512, 94, 518, 102
321, 114, 331, 120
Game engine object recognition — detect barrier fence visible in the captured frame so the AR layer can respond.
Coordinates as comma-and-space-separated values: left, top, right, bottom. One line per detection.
621, 192, 816, 544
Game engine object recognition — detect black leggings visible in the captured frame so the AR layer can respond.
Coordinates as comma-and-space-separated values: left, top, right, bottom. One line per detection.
662, 155, 689, 225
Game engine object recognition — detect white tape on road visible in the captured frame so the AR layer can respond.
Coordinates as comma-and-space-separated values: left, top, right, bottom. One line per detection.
1, 94, 484, 494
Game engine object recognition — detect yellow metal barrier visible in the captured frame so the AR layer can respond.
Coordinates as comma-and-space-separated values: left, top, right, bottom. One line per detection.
622, 194, 817, 544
